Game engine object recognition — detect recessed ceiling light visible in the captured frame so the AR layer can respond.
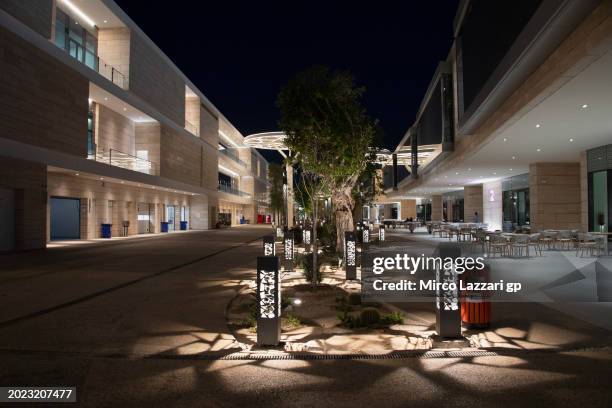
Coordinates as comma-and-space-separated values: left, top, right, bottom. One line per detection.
120, 181, 124, 184
123, 107, 127, 111
103, 19, 108, 23
100, 177, 104, 180
581, 104, 588, 109
503, 138, 507, 142
569, 138, 574, 142
493, 172, 497, 175
468, 168, 472, 171
104, 97, 108, 101
512, 156, 516, 160
509, 168, 513, 171
537, 148, 541, 152
444, 175, 447, 178
455, 172, 459, 175
536, 124, 541, 128
75, 173, 79, 176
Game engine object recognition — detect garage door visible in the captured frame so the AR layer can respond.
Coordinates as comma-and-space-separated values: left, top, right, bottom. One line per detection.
50, 197, 80, 240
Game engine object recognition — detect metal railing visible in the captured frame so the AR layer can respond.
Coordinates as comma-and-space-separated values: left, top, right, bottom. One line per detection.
185, 119, 199, 136
97, 58, 128, 89
92, 148, 158, 175
218, 147, 247, 166
218, 183, 250, 197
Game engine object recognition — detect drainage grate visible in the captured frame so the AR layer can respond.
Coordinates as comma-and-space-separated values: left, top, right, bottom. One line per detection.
168, 349, 499, 361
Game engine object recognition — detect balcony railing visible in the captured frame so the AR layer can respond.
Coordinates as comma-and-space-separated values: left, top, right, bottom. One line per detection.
218, 184, 250, 197
185, 119, 199, 136
92, 148, 159, 175
58, 39, 129, 89
218, 148, 246, 166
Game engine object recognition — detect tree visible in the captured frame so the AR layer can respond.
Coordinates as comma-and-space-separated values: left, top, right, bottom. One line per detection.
278, 66, 377, 254
268, 162, 285, 225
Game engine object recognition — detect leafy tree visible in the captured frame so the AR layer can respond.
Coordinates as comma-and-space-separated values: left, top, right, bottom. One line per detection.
268, 162, 285, 225
278, 66, 377, 253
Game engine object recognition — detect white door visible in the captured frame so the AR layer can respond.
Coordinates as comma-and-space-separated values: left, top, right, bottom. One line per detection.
0, 188, 15, 251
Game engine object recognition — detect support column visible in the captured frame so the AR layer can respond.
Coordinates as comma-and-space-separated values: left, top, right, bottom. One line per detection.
400, 199, 417, 220
482, 181, 502, 231
530, 162, 581, 231
464, 185, 483, 223
432, 195, 443, 221
286, 162, 294, 227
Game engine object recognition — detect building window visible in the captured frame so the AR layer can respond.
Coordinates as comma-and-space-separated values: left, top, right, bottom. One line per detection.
87, 109, 95, 158
588, 170, 610, 232
55, 8, 98, 70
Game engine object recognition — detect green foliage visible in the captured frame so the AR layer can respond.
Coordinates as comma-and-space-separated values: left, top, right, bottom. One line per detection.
337, 310, 360, 328
381, 311, 404, 325
293, 252, 306, 270
284, 313, 301, 327
360, 307, 381, 326
278, 66, 377, 186
302, 253, 322, 284
317, 222, 337, 255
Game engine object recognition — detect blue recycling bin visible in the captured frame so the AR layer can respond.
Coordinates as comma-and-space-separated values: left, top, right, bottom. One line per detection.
160, 222, 169, 233
101, 223, 112, 238
180, 221, 188, 230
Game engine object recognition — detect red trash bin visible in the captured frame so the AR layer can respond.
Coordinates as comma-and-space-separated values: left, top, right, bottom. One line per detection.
460, 265, 491, 328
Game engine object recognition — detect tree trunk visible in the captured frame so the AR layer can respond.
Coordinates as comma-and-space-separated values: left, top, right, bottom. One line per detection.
312, 200, 318, 289
332, 188, 354, 255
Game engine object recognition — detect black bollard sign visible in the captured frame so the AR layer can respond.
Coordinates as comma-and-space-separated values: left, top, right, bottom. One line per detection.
283, 229, 294, 271
435, 242, 462, 338
263, 235, 275, 256
362, 225, 370, 244
275, 225, 284, 241
344, 231, 357, 280
256, 256, 281, 345
378, 224, 385, 243
303, 228, 312, 253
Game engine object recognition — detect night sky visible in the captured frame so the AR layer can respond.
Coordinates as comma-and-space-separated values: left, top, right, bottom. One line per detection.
114, 0, 459, 162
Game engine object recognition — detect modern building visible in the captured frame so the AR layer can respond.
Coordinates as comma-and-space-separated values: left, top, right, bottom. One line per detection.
384, 0, 612, 235
0, 0, 269, 251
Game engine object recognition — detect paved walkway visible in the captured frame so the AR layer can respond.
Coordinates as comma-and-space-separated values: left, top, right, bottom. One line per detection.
1, 225, 612, 406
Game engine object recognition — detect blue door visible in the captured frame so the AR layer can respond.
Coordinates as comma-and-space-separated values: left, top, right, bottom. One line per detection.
50, 197, 80, 240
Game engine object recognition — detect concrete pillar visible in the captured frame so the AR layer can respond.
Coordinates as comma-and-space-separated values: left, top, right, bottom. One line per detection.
482, 181, 502, 231
464, 185, 483, 223
400, 199, 417, 220
286, 162, 294, 227
432, 195, 443, 221
529, 162, 581, 232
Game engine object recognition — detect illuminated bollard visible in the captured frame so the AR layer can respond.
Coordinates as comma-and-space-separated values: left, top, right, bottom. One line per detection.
283, 229, 294, 271
435, 242, 462, 338
263, 235, 275, 256
256, 256, 281, 346
362, 225, 370, 245
303, 228, 312, 253
344, 231, 357, 280
378, 224, 385, 245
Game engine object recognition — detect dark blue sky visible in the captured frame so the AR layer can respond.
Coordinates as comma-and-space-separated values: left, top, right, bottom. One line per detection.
114, 1, 459, 161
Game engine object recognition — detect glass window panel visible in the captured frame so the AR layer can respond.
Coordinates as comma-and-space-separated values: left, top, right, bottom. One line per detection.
85, 50, 96, 69
592, 171, 608, 231
55, 18, 66, 49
